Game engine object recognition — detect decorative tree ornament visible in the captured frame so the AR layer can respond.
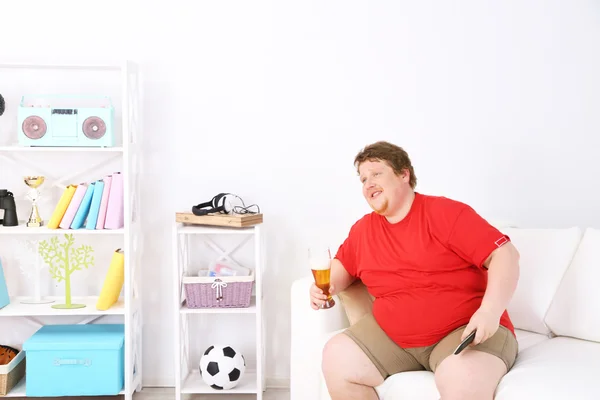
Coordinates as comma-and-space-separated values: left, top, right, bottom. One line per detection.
38, 234, 94, 309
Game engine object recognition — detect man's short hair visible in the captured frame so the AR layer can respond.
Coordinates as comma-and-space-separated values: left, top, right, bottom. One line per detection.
354, 141, 417, 189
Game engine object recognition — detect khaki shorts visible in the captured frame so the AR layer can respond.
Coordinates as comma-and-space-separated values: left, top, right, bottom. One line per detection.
344, 313, 518, 379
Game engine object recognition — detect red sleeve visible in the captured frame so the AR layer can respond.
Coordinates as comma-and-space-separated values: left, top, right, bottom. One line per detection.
334, 222, 360, 278
447, 205, 511, 269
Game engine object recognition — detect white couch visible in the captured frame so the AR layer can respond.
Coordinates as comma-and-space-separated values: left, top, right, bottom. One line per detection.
290, 226, 600, 399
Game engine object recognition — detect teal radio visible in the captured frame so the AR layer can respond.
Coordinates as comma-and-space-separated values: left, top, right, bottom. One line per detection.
18, 94, 115, 147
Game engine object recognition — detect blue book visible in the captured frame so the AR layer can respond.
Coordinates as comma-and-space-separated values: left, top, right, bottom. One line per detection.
70, 182, 95, 229
86, 179, 105, 229
0, 257, 9, 309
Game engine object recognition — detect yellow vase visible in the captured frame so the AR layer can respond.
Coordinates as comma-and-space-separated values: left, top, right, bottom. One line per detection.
96, 248, 125, 310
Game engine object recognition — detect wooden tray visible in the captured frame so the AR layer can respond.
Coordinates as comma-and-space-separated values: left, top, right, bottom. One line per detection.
175, 212, 263, 228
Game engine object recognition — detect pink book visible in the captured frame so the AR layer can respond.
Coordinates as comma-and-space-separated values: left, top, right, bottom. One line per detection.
104, 172, 124, 229
59, 184, 88, 229
95, 175, 113, 229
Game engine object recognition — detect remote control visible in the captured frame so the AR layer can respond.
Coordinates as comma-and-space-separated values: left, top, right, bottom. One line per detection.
454, 330, 476, 355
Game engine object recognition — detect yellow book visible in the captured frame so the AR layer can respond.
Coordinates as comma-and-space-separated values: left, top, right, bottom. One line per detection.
47, 185, 77, 229
96, 248, 125, 311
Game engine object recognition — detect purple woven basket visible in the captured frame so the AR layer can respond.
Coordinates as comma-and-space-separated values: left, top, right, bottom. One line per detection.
183, 271, 254, 309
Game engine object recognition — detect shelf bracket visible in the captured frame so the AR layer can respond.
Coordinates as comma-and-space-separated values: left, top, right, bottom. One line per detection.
203, 235, 253, 271
23, 316, 45, 326
78, 315, 104, 324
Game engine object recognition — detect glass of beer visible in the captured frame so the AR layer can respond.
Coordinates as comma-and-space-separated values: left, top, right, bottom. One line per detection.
309, 247, 335, 309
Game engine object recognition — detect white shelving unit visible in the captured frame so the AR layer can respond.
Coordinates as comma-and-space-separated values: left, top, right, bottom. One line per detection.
172, 222, 266, 400
0, 60, 143, 399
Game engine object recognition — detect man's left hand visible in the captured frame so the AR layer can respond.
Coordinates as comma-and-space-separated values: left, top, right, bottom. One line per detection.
461, 307, 501, 345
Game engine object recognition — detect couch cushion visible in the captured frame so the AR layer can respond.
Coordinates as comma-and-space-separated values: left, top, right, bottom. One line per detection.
501, 227, 582, 335
376, 336, 599, 400
495, 337, 600, 399
375, 371, 439, 400
514, 329, 549, 351
372, 329, 548, 399
545, 227, 600, 342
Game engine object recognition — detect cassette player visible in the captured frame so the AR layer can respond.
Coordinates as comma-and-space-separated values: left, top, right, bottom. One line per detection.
17, 94, 115, 147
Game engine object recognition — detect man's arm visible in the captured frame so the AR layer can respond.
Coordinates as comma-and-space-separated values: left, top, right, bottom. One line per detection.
480, 242, 520, 317
462, 241, 520, 343
330, 258, 356, 295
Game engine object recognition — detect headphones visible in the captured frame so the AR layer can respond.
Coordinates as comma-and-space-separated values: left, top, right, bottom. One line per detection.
192, 193, 260, 216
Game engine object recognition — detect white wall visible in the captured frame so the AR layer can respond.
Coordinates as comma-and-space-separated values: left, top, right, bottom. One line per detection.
1, 0, 599, 387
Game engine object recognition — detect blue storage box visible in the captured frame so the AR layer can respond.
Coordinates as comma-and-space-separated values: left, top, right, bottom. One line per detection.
0, 258, 9, 309
23, 324, 124, 397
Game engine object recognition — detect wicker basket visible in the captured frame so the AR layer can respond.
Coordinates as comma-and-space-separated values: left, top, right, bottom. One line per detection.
0, 349, 25, 396
183, 269, 255, 309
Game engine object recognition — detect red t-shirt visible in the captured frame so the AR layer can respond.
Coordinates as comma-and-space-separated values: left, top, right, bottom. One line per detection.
335, 192, 515, 348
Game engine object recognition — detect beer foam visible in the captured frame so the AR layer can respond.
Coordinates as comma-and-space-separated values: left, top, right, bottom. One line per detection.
310, 260, 330, 270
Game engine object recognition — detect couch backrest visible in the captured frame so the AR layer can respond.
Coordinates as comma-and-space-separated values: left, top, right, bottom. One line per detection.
501, 227, 583, 336
544, 227, 600, 343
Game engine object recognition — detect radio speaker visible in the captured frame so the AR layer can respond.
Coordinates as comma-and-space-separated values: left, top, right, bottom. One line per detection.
17, 95, 115, 147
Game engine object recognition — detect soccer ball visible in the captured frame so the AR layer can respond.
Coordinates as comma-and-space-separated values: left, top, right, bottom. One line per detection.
199, 344, 246, 390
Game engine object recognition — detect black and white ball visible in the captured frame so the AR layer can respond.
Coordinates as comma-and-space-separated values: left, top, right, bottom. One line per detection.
199, 344, 246, 390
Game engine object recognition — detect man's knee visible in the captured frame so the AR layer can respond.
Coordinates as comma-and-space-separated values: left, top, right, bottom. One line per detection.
435, 366, 483, 400
322, 333, 348, 378
434, 351, 506, 400
322, 332, 384, 388
436, 377, 480, 400
322, 333, 382, 400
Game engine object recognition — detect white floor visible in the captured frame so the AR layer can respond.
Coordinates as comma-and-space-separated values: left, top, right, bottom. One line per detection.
11, 387, 290, 400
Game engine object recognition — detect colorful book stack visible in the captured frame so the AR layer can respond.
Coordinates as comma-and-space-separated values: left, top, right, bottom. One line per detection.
47, 172, 124, 230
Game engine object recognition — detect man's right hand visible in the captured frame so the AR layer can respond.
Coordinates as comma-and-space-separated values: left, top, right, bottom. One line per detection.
309, 282, 335, 310
309, 258, 355, 310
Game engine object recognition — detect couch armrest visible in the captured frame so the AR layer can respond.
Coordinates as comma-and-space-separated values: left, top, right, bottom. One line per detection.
290, 276, 350, 400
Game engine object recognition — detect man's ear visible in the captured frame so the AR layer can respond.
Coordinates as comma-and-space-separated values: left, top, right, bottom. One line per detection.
400, 168, 410, 182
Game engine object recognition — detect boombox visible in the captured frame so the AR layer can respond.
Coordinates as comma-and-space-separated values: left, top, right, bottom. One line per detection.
17, 94, 115, 147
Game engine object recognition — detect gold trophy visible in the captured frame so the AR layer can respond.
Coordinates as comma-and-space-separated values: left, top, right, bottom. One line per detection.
24, 176, 45, 227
